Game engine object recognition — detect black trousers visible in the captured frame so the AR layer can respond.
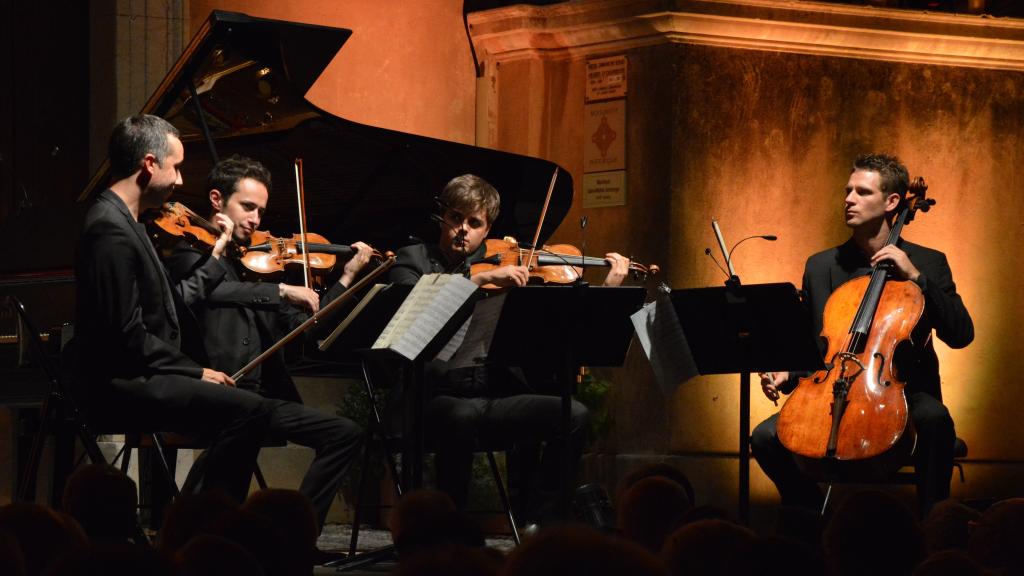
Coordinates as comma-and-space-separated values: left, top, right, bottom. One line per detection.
425, 393, 589, 523
184, 398, 363, 532
263, 399, 362, 531
85, 374, 272, 505
751, 391, 955, 516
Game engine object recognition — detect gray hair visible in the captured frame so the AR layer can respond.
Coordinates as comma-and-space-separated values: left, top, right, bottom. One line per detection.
108, 114, 180, 179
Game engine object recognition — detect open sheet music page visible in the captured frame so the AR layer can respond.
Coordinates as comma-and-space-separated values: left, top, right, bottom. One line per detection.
444, 292, 506, 369
372, 273, 478, 361
631, 293, 699, 393
433, 316, 471, 363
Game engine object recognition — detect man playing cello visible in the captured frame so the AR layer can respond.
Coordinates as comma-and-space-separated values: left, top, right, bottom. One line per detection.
751, 154, 974, 516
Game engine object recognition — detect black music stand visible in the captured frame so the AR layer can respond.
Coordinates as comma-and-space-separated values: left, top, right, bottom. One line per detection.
313, 284, 414, 365
486, 284, 646, 518
669, 282, 824, 522
324, 283, 478, 571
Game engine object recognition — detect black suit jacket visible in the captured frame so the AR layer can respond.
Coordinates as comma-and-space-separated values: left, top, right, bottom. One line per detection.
74, 190, 227, 384
389, 242, 483, 284
164, 242, 349, 402
797, 238, 974, 399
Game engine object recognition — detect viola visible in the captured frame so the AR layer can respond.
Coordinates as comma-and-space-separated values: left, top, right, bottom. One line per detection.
147, 202, 234, 253
469, 237, 658, 289
777, 177, 935, 476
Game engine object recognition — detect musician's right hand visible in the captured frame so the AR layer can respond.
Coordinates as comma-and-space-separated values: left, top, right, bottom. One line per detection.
210, 213, 235, 260
759, 371, 789, 405
202, 368, 236, 387
472, 264, 530, 288
280, 284, 320, 313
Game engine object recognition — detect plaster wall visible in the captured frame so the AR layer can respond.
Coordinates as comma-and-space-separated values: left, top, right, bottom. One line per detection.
471, 0, 1024, 514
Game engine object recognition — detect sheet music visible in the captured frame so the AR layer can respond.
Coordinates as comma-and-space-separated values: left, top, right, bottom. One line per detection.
631, 293, 699, 393
445, 292, 507, 369
372, 273, 478, 361
433, 316, 471, 363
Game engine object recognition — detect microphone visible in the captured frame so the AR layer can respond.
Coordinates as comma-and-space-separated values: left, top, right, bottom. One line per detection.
578, 216, 588, 285
705, 247, 731, 280
431, 209, 471, 275
726, 234, 779, 274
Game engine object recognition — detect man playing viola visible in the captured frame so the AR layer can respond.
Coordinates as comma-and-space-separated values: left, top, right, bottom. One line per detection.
163, 155, 372, 540
751, 154, 974, 516
75, 115, 271, 504
388, 173, 631, 526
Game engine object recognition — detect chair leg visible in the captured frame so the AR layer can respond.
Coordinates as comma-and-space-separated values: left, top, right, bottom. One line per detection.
487, 451, 520, 545
16, 393, 59, 501
348, 440, 373, 556
119, 444, 132, 475
254, 465, 269, 490
148, 434, 180, 498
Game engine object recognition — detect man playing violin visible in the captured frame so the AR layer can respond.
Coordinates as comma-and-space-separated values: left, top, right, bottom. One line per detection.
75, 115, 271, 504
751, 154, 974, 516
388, 173, 631, 526
163, 155, 372, 538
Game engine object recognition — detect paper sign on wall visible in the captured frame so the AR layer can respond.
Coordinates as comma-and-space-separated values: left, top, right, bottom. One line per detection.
584, 99, 625, 173
586, 55, 627, 102
583, 170, 626, 208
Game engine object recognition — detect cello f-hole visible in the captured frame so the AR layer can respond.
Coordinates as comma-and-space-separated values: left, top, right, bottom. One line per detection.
873, 352, 890, 387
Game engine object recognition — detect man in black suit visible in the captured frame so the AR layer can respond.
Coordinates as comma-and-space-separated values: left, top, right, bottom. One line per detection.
388, 174, 630, 525
163, 155, 369, 534
75, 115, 271, 503
751, 153, 974, 516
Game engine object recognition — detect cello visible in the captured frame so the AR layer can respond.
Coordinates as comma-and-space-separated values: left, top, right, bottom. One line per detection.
777, 177, 934, 475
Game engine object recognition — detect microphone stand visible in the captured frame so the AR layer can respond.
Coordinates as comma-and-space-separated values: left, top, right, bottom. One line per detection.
711, 218, 752, 522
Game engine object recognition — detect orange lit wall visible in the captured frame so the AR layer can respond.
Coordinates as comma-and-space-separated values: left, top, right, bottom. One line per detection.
188, 0, 477, 144
470, 1, 1024, 514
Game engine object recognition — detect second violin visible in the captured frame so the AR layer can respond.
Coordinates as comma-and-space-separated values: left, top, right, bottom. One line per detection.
239, 230, 385, 285
469, 237, 658, 290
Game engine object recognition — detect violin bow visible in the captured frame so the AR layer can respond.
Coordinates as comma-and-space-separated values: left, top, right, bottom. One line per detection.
294, 158, 312, 290
231, 253, 397, 381
525, 168, 559, 270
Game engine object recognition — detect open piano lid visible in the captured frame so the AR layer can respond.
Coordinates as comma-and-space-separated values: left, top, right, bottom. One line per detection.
80, 10, 573, 250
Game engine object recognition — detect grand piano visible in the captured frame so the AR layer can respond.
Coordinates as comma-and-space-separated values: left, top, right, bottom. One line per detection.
82, 10, 573, 267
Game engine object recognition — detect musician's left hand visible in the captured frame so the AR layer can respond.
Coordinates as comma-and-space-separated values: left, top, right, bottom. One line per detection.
339, 241, 374, 288
870, 245, 920, 282
602, 252, 630, 287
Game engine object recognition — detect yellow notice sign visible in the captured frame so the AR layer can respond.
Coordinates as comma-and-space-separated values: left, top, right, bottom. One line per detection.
586, 55, 627, 102
584, 100, 625, 173
583, 171, 626, 208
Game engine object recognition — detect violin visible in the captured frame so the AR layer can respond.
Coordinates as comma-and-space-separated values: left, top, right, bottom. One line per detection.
777, 177, 935, 476
147, 202, 237, 255
469, 237, 658, 289
147, 203, 384, 288
239, 230, 387, 284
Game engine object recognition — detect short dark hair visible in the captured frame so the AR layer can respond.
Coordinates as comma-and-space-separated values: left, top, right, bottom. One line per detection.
108, 114, 180, 179
438, 174, 500, 225
852, 153, 909, 202
206, 155, 272, 199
